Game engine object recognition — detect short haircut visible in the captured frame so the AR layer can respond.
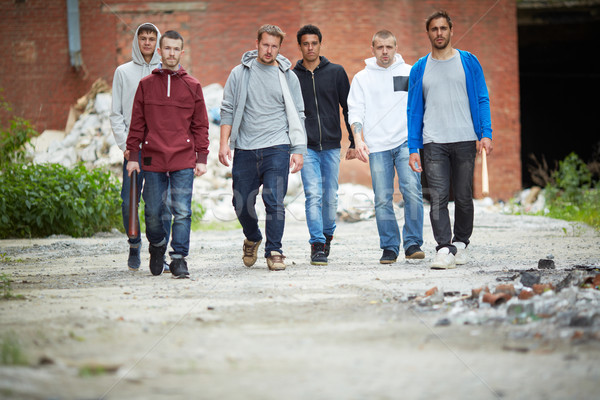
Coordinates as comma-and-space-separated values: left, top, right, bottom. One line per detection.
426, 10, 453, 31
296, 24, 322, 44
138, 23, 158, 37
160, 30, 184, 49
257, 24, 286, 44
372, 30, 396, 47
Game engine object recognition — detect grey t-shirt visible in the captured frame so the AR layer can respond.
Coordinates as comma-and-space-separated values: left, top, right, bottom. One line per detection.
422, 52, 477, 144
237, 61, 290, 150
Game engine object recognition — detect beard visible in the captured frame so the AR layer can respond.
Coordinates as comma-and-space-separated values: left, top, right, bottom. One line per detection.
432, 37, 450, 50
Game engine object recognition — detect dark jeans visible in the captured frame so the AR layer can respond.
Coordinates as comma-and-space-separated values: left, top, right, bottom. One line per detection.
232, 145, 290, 258
423, 141, 476, 254
143, 168, 193, 258
121, 156, 171, 248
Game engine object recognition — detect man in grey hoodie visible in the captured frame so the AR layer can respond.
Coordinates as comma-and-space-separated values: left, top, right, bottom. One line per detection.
219, 24, 306, 271
110, 23, 171, 272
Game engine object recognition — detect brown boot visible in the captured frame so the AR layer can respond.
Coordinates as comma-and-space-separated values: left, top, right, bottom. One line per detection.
242, 239, 261, 267
266, 251, 286, 271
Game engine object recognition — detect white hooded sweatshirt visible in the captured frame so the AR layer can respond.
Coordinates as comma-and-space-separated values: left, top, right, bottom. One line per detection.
347, 54, 412, 153
110, 23, 162, 152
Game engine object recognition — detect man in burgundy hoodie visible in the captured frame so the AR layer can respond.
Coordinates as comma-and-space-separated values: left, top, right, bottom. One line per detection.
127, 31, 209, 278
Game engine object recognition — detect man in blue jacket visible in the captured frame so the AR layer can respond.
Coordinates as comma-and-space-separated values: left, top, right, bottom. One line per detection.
293, 24, 353, 266
407, 10, 493, 269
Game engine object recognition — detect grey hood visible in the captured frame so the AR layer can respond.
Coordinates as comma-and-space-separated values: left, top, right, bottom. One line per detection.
241, 50, 292, 72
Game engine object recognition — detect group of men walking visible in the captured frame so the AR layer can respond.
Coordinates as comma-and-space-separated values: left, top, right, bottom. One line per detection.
110, 10, 493, 277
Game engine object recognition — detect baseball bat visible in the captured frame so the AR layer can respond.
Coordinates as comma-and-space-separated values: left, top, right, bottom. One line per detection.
481, 148, 489, 196
127, 170, 139, 239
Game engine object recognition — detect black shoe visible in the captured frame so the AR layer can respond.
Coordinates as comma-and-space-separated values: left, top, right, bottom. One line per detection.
324, 235, 333, 257
380, 249, 398, 264
128, 245, 141, 270
311, 243, 328, 266
149, 243, 167, 276
405, 245, 425, 259
170, 258, 190, 279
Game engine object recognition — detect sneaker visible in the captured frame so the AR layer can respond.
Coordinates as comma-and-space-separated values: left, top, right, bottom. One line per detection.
405, 245, 425, 259
267, 251, 286, 271
169, 258, 190, 279
243, 239, 262, 267
453, 242, 468, 265
149, 243, 167, 276
430, 248, 456, 269
324, 234, 333, 257
310, 243, 328, 266
128, 245, 141, 270
380, 249, 398, 264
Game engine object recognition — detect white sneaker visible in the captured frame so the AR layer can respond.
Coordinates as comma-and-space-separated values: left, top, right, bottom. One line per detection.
454, 242, 468, 265
430, 247, 456, 269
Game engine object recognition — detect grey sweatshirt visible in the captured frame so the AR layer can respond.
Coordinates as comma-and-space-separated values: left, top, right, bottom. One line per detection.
110, 23, 161, 152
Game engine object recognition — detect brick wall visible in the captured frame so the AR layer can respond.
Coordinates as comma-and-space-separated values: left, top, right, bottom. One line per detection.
0, 0, 520, 200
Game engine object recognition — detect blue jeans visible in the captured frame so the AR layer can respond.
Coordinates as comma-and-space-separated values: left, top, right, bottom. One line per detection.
369, 142, 424, 255
423, 141, 476, 254
142, 168, 194, 258
121, 155, 171, 248
300, 148, 340, 244
232, 145, 290, 258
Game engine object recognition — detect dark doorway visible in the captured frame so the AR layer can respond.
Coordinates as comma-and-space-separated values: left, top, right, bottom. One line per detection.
518, 3, 600, 187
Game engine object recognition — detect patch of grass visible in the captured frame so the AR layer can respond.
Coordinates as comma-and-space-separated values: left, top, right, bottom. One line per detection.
561, 222, 589, 237
518, 153, 600, 232
0, 252, 23, 264
78, 362, 120, 377
546, 188, 600, 231
0, 252, 11, 263
69, 331, 85, 342
0, 332, 28, 366
79, 365, 108, 377
0, 273, 24, 300
544, 153, 600, 231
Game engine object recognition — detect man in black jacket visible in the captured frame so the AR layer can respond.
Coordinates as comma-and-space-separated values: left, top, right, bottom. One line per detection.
293, 24, 353, 266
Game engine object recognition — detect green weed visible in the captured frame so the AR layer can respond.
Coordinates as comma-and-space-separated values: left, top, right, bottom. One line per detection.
0, 163, 121, 238
0, 332, 28, 365
0, 90, 37, 168
545, 153, 599, 231
0, 273, 24, 300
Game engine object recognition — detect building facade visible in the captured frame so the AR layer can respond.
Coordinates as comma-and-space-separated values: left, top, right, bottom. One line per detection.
0, 0, 521, 200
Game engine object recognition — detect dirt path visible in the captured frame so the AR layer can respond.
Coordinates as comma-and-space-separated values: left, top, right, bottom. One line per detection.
1, 201, 599, 400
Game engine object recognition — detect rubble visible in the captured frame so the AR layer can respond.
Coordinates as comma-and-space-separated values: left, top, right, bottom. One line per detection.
538, 258, 556, 269
414, 269, 600, 342
506, 185, 547, 214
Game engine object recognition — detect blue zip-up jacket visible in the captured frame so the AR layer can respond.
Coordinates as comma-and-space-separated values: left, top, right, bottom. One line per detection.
293, 56, 353, 151
407, 49, 492, 154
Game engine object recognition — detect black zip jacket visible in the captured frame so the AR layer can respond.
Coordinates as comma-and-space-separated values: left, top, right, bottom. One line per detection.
293, 56, 354, 151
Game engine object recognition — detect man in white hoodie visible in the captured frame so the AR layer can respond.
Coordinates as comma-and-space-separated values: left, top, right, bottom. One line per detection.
347, 30, 424, 264
110, 23, 171, 272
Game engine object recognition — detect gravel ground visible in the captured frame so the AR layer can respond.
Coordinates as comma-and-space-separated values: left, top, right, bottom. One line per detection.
1, 196, 599, 400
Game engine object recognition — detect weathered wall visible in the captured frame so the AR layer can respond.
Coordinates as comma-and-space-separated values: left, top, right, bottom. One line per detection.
0, 0, 521, 200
